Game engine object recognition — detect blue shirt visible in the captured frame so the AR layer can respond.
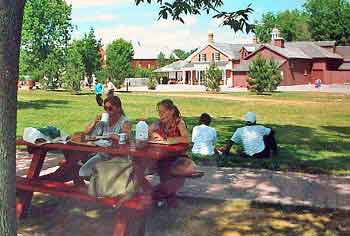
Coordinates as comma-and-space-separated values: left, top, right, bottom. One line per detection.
95, 83, 103, 95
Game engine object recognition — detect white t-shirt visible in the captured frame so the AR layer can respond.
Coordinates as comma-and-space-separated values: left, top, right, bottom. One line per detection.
192, 124, 217, 155
231, 125, 271, 156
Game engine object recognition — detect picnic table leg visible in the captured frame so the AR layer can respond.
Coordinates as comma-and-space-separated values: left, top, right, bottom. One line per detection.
154, 159, 185, 207
39, 150, 85, 185
113, 194, 153, 236
16, 148, 47, 219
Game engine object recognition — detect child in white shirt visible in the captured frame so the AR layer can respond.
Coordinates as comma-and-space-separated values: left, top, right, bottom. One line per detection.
192, 113, 217, 156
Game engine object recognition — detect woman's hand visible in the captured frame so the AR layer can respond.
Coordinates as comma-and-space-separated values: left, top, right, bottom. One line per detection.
109, 134, 119, 142
151, 132, 165, 141
94, 114, 102, 124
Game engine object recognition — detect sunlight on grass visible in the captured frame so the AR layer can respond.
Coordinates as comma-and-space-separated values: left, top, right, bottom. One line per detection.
17, 90, 350, 175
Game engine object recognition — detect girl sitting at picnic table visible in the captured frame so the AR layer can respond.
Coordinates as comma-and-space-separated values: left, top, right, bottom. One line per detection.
148, 99, 191, 206
78, 95, 131, 177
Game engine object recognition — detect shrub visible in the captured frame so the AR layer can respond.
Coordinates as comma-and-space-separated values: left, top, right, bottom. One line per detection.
147, 77, 157, 90
204, 63, 223, 92
248, 55, 282, 94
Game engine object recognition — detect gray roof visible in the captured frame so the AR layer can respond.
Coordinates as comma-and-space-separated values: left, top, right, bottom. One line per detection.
313, 41, 336, 47
338, 62, 350, 70
336, 46, 350, 59
262, 44, 311, 59
154, 60, 189, 72
211, 42, 258, 60
285, 42, 342, 59
233, 59, 286, 72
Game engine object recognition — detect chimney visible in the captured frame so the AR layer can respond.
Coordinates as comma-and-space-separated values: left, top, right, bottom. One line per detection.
271, 27, 285, 48
208, 32, 214, 44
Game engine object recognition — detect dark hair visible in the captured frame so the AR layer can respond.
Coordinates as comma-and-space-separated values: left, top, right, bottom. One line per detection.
157, 99, 181, 119
199, 113, 211, 126
104, 95, 125, 115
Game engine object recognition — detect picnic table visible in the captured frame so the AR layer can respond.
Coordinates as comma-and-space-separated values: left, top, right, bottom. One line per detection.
16, 139, 189, 236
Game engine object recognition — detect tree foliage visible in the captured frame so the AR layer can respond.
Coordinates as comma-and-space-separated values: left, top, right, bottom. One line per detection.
304, 0, 350, 45
204, 63, 222, 92
105, 38, 134, 88
20, 0, 73, 85
157, 52, 168, 67
62, 42, 85, 92
75, 28, 103, 84
135, 0, 254, 33
248, 55, 282, 94
172, 49, 191, 60
255, 10, 311, 43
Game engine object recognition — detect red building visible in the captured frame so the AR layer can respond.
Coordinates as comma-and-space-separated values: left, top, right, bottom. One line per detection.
156, 30, 350, 87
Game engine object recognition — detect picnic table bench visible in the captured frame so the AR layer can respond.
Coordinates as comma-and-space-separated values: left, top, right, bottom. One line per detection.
16, 139, 203, 236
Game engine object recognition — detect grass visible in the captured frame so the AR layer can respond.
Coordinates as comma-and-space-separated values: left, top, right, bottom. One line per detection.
17, 90, 350, 175
18, 194, 350, 236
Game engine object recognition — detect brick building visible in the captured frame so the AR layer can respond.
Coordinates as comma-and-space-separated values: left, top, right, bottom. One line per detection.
155, 29, 350, 86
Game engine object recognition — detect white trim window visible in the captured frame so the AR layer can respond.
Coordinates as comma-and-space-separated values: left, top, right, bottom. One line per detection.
201, 54, 207, 62
215, 52, 220, 61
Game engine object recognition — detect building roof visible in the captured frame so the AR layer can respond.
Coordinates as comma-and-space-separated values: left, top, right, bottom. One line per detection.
336, 46, 350, 59
233, 59, 286, 72
262, 44, 312, 59
338, 62, 350, 70
313, 41, 336, 47
154, 60, 189, 72
286, 42, 342, 59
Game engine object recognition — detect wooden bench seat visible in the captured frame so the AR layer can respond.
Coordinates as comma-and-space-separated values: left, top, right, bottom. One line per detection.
16, 176, 132, 207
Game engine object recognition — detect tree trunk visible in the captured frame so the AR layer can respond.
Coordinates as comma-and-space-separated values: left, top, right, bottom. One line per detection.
0, 1, 25, 235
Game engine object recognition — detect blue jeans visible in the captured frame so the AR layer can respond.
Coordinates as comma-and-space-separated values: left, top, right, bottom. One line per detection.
79, 153, 111, 177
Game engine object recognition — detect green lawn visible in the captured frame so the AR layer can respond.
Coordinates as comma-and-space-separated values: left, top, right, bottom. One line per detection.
17, 90, 350, 175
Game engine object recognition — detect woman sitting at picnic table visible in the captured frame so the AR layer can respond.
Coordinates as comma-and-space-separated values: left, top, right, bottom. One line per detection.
148, 99, 190, 206
78, 95, 131, 177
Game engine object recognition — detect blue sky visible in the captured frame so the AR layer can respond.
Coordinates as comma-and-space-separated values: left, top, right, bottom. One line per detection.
66, 0, 306, 57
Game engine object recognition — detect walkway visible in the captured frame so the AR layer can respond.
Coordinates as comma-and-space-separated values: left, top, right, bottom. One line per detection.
122, 84, 350, 93
16, 151, 350, 210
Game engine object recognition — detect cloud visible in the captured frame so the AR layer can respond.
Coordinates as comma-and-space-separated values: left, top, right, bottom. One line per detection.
65, 0, 132, 8
74, 14, 119, 23
95, 17, 202, 58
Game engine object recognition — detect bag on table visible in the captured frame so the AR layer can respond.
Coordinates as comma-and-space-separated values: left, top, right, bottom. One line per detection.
23, 126, 69, 144
88, 158, 137, 199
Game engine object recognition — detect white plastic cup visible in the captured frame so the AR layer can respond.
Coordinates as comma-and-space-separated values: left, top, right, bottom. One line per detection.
118, 133, 126, 144
101, 112, 109, 123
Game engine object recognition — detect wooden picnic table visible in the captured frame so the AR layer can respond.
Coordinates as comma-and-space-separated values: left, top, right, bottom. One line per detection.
16, 139, 189, 236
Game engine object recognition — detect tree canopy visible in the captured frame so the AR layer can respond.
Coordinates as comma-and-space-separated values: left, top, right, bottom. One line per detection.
75, 28, 103, 84
20, 0, 73, 83
105, 38, 134, 88
304, 0, 350, 45
255, 10, 311, 43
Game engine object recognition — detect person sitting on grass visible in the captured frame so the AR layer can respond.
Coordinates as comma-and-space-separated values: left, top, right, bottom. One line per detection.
191, 113, 217, 157
218, 112, 277, 159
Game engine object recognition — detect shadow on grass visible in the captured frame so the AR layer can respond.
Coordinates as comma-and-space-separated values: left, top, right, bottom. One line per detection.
321, 126, 350, 136
18, 195, 350, 236
18, 100, 70, 110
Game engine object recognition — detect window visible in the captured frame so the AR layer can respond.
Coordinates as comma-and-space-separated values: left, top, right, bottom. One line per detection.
201, 54, 207, 62
198, 54, 201, 61
211, 53, 215, 61
215, 52, 220, 61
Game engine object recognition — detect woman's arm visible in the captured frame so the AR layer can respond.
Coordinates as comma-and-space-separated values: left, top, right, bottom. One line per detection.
84, 114, 101, 135
166, 120, 189, 144
149, 122, 164, 141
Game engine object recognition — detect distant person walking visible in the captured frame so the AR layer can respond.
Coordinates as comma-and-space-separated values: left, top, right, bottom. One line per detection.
107, 77, 117, 97
95, 79, 103, 106
315, 79, 322, 88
